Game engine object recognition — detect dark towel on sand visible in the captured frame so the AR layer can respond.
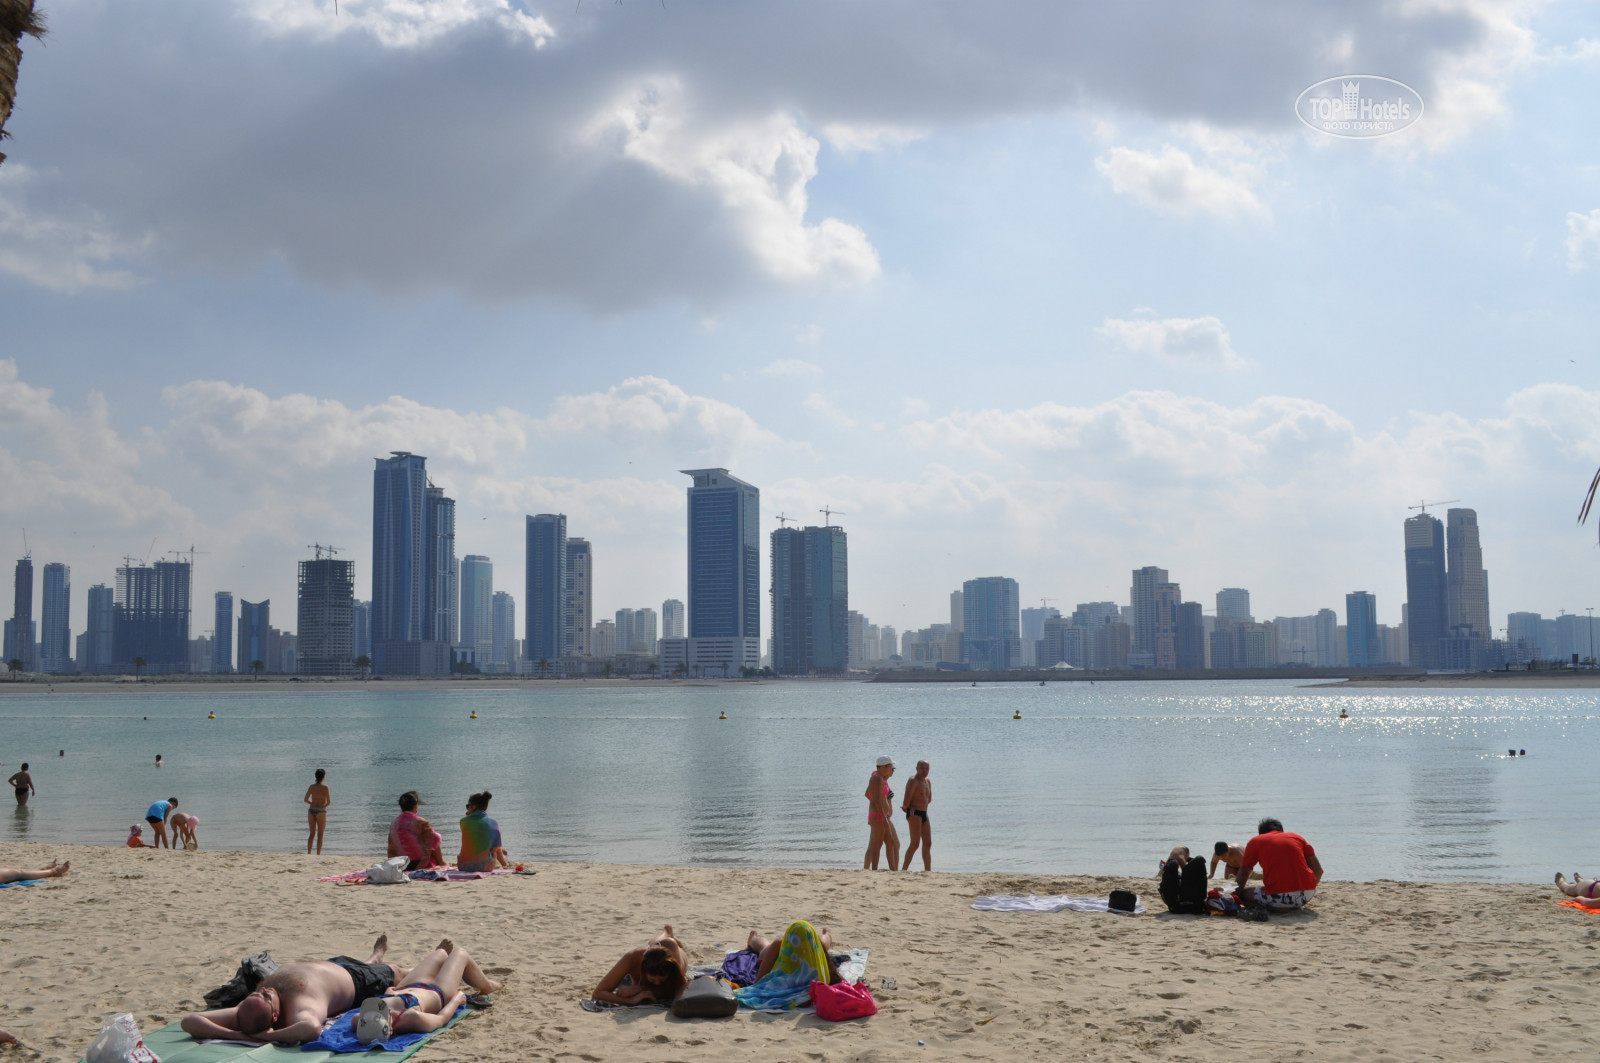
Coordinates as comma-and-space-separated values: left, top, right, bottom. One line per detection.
203, 951, 280, 1009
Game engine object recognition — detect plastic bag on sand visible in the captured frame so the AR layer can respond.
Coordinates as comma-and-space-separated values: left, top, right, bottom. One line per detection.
86, 1014, 160, 1063
364, 856, 409, 884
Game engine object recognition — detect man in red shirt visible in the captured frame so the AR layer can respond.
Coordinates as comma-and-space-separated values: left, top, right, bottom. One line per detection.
1233, 818, 1323, 911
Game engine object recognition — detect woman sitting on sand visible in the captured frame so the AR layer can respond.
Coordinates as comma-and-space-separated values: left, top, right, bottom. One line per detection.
591, 926, 689, 1005
351, 939, 504, 1043
457, 791, 509, 873
1555, 872, 1600, 906
387, 791, 444, 871
734, 921, 844, 1010
0, 859, 68, 884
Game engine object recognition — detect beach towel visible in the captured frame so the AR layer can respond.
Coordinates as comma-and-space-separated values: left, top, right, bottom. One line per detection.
0, 878, 44, 889
303, 1003, 467, 1053
971, 894, 1148, 915
734, 922, 832, 1011
1557, 900, 1600, 914
720, 949, 761, 985
580, 951, 868, 1013
77, 1016, 454, 1063
315, 866, 511, 884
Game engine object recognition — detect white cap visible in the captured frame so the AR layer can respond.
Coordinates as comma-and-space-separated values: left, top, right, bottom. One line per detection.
876, 755, 894, 767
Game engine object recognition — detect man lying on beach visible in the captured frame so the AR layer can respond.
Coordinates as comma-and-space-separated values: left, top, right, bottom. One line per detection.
1555, 872, 1600, 907
180, 935, 408, 1044
1234, 818, 1323, 911
0, 859, 69, 884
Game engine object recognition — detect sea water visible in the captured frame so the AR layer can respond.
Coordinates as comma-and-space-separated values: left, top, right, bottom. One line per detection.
0, 679, 1587, 882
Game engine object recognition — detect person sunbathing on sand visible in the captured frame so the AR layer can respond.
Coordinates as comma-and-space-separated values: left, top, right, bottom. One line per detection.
350, 939, 503, 1042
592, 925, 689, 1005
1555, 872, 1600, 906
0, 859, 69, 884
745, 924, 843, 984
181, 935, 409, 1044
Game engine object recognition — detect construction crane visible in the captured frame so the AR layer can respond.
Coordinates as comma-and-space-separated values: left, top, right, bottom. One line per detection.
168, 545, 211, 567
19, 528, 29, 560
306, 543, 343, 561
1038, 598, 1056, 609
819, 506, 847, 527
1408, 499, 1460, 516
775, 513, 796, 528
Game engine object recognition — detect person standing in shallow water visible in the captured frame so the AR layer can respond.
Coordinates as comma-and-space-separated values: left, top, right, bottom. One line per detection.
901, 760, 932, 871
304, 768, 331, 855
9, 763, 34, 806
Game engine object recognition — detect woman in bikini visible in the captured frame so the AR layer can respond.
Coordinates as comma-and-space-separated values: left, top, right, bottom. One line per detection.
591, 926, 689, 1005
304, 768, 330, 855
352, 939, 504, 1042
863, 756, 899, 871
1555, 872, 1600, 906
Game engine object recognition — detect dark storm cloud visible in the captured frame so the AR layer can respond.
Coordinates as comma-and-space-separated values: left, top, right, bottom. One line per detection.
7, 0, 1498, 308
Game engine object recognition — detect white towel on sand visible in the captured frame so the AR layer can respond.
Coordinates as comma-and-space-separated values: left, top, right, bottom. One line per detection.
971, 894, 1146, 915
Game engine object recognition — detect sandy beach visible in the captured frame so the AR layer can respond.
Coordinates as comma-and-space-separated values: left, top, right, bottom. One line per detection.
3, 842, 1597, 1062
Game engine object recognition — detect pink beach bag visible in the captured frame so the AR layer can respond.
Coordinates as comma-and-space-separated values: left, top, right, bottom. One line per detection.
810, 980, 878, 1021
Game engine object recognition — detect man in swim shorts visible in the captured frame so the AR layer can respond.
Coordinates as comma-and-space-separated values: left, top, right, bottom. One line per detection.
8, 763, 33, 807
1233, 817, 1323, 911
901, 760, 932, 871
181, 935, 408, 1044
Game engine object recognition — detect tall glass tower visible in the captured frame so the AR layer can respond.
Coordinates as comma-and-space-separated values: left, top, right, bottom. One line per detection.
40, 562, 69, 673
460, 555, 493, 665
682, 469, 759, 640
371, 452, 428, 671
213, 591, 234, 673
1404, 512, 1448, 669
770, 525, 847, 674
525, 514, 567, 666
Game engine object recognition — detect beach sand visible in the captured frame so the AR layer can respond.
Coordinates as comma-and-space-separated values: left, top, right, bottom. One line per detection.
2, 841, 1596, 1061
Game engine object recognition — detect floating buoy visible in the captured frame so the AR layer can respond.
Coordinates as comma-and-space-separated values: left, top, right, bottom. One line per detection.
718, 712, 727, 720
1013, 711, 1022, 720
207, 712, 216, 719
470, 711, 478, 719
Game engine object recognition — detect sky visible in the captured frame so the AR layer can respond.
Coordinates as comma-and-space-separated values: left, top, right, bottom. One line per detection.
2, 0, 1600, 643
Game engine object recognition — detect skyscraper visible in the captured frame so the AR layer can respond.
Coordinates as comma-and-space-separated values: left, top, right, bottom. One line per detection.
681, 468, 760, 671
565, 538, 591, 657
82, 584, 114, 674
7, 555, 32, 669
424, 485, 456, 645
491, 591, 516, 670
459, 555, 494, 665
297, 554, 355, 676
615, 607, 657, 654
1176, 600, 1205, 670
238, 599, 269, 674
1446, 508, 1490, 638
1346, 591, 1379, 668
1154, 582, 1181, 669
662, 598, 685, 639
371, 452, 428, 674
962, 576, 1021, 671
525, 513, 567, 666
1129, 566, 1169, 667
1404, 511, 1448, 669
39, 562, 69, 674
1019, 606, 1059, 668
770, 525, 848, 674
351, 600, 371, 662
113, 560, 190, 674
1216, 588, 1252, 623
213, 591, 234, 673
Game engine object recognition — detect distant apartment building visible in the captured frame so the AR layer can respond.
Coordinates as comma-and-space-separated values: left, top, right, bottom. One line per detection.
1404, 512, 1449, 669
565, 538, 591, 658
771, 524, 848, 674
681, 468, 761, 672
113, 560, 191, 674
372, 451, 452, 676
6, 556, 33, 670
1129, 566, 1168, 668
80, 584, 114, 674
40, 562, 69, 673
1346, 592, 1379, 668
1506, 611, 1542, 662
491, 591, 516, 671
297, 554, 355, 676
238, 599, 271, 674
1019, 606, 1059, 668
615, 607, 658, 654
962, 576, 1021, 671
525, 514, 567, 666
662, 598, 685, 639
460, 555, 494, 666
591, 618, 616, 658
213, 591, 235, 673
1446, 508, 1490, 638
1216, 588, 1252, 623
351, 599, 371, 662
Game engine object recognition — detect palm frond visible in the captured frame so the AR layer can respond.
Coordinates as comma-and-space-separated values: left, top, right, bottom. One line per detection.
0, 2, 46, 40
1581, 467, 1600, 540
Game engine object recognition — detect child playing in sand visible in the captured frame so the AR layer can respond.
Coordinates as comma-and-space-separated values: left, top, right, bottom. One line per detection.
127, 824, 147, 847
174, 813, 200, 850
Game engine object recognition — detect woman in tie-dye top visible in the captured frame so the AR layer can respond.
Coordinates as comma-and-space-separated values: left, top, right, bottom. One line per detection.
457, 791, 509, 873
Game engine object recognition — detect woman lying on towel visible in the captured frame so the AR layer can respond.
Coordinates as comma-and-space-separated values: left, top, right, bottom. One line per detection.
1556, 872, 1600, 907
592, 925, 689, 1005
734, 921, 844, 1010
351, 939, 503, 1043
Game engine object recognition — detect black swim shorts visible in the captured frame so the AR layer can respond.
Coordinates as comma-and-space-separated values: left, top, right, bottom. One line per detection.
327, 956, 396, 1005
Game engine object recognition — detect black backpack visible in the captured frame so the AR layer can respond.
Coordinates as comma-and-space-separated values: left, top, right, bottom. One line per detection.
1159, 855, 1209, 915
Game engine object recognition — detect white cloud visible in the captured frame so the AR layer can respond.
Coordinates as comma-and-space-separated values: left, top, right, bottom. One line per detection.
0, 166, 147, 292
241, 0, 554, 49
762, 358, 822, 377
593, 79, 880, 287
541, 375, 786, 461
801, 393, 857, 429
1097, 314, 1245, 370
1094, 146, 1267, 219
1566, 209, 1600, 270
819, 122, 928, 154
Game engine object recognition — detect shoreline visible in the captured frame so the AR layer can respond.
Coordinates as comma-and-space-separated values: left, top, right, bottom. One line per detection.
2, 841, 1593, 1062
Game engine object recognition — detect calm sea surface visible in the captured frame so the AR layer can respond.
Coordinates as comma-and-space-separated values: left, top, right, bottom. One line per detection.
0, 679, 1587, 882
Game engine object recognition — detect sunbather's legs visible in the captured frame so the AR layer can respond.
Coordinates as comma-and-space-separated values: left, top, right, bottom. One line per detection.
396, 945, 450, 991
1555, 872, 1600, 898
0, 860, 68, 884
